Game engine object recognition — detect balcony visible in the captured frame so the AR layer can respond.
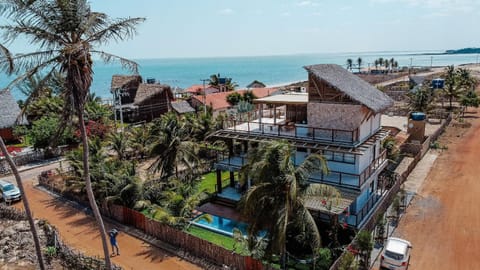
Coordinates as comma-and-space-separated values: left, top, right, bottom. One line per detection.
222, 117, 359, 146
215, 149, 388, 190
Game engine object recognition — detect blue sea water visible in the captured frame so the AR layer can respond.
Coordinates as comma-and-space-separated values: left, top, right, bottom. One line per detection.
3, 50, 479, 101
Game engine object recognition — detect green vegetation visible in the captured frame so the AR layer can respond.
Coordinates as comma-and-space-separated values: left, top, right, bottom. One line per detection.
198, 171, 230, 193
239, 140, 340, 268
186, 226, 241, 252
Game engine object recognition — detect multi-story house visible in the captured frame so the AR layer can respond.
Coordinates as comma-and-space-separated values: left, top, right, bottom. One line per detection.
211, 64, 394, 228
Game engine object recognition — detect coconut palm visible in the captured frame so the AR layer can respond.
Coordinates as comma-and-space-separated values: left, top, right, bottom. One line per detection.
346, 58, 353, 71
149, 112, 199, 180
0, 1, 144, 268
356, 57, 362, 73
442, 66, 475, 110
0, 138, 46, 270
239, 140, 340, 269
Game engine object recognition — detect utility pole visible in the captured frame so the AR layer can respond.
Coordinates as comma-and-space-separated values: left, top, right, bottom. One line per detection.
430, 56, 433, 68
200, 79, 209, 115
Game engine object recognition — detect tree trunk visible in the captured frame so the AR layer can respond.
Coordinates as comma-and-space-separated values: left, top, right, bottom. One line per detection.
0, 137, 46, 270
77, 109, 112, 270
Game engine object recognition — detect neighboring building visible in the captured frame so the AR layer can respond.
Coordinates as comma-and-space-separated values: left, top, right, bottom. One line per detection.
171, 100, 196, 115
111, 75, 173, 122
0, 90, 27, 141
190, 87, 279, 118
211, 64, 394, 228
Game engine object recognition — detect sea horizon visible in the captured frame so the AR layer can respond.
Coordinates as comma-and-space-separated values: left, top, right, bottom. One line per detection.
3, 49, 479, 101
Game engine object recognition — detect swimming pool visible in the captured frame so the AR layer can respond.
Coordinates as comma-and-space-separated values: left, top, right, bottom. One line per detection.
192, 214, 249, 237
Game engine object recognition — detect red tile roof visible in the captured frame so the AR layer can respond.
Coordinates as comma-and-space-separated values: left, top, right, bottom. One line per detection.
191, 87, 279, 111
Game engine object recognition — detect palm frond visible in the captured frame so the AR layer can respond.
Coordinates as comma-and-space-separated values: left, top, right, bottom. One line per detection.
91, 50, 139, 73
86, 17, 145, 45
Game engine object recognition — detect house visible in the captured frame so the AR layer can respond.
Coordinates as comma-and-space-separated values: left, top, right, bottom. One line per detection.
210, 64, 394, 229
171, 100, 196, 115
111, 75, 173, 122
190, 87, 279, 118
0, 89, 27, 141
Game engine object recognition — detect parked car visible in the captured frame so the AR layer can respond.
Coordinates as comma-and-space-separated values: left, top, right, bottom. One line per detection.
0, 180, 22, 203
380, 237, 412, 270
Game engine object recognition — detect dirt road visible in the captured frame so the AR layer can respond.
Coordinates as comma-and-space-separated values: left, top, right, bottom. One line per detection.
390, 107, 480, 269
13, 182, 201, 270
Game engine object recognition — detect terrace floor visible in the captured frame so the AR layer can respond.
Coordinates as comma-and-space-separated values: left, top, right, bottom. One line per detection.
196, 202, 245, 222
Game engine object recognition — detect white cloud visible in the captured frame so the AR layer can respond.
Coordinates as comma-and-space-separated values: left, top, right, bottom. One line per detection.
296, 1, 312, 6
281, 12, 291, 16
296, 1, 319, 7
218, 8, 233, 15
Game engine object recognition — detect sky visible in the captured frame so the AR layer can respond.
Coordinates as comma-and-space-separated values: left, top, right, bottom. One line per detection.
7, 0, 480, 59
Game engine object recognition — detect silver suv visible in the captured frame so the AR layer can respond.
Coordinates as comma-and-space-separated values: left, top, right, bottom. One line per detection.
0, 180, 22, 203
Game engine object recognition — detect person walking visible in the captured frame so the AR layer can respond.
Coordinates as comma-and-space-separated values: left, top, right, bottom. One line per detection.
109, 229, 120, 256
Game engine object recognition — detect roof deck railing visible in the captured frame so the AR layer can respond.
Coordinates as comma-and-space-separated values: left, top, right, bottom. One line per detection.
222, 118, 359, 145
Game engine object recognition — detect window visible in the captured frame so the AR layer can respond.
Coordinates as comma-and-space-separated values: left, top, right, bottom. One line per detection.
333, 152, 343, 162
344, 154, 355, 164
323, 151, 333, 160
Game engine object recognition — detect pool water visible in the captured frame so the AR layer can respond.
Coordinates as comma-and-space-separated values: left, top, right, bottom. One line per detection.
193, 214, 249, 237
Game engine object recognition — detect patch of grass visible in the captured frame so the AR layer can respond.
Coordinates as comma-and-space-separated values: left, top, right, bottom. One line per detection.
186, 225, 240, 251
198, 171, 232, 193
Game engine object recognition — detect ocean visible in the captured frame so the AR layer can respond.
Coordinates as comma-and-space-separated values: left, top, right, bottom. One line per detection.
4, 50, 479, 101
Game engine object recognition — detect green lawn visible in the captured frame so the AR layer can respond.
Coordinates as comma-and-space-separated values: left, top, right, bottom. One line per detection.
186, 226, 248, 255
198, 171, 233, 193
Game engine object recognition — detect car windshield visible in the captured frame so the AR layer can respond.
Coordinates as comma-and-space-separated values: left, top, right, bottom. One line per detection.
385, 250, 404, 260
3, 184, 15, 192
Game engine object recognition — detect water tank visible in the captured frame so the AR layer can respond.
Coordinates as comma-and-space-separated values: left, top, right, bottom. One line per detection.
410, 112, 426, 121
146, 78, 156, 84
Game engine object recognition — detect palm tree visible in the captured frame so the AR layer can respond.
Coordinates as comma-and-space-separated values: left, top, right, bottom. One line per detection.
239, 140, 340, 269
384, 60, 390, 73
149, 112, 199, 180
442, 66, 475, 110
108, 132, 128, 160
0, 1, 145, 268
356, 57, 363, 73
0, 138, 46, 270
346, 58, 353, 71
374, 59, 379, 70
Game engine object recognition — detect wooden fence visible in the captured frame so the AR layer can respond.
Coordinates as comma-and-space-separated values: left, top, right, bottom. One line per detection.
101, 204, 263, 270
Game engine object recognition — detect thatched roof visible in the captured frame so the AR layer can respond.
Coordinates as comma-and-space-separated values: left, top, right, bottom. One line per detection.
304, 64, 394, 113
171, 101, 195, 114
110, 75, 142, 91
133, 83, 173, 106
0, 89, 27, 128
247, 80, 266, 88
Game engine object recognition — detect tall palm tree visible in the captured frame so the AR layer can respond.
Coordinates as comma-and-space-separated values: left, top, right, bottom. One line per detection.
0, 138, 46, 270
149, 112, 199, 180
442, 66, 474, 110
346, 58, 353, 71
0, 1, 145, 268
356, 57, 363, 73
0, 28, 46, 270
239, 140, 340, 269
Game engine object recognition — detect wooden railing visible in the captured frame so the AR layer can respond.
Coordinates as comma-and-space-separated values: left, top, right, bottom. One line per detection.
222, 118, 358, 145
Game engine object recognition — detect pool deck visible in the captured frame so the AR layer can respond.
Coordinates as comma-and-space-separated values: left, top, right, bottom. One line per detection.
196, 202, 245, 222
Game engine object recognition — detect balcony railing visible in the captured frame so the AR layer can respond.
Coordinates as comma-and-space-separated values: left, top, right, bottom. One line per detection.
215, 149, 388, 189
222, 118, 358, 145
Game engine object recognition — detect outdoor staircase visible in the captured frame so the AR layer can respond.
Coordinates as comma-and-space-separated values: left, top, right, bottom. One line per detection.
213, 196, 237, 208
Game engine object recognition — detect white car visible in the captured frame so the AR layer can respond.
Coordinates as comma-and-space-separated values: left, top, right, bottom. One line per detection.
0, 180, 22, 203
380, 237, 412, 270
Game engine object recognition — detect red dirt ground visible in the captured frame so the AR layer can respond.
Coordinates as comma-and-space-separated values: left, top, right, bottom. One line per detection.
391, 106, 480, 269
14, 182, 201, 270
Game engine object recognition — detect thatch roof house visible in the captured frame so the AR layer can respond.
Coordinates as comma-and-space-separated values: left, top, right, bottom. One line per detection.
133, 83, 173, 122
246, 80, 266, 89
0, 90, 27, 141
110, 75, 174, 122
303, 64, 393, 132
111, 75, 143, 104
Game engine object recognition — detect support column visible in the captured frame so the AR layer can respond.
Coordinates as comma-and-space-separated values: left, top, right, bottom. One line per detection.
216, 169, 222, 194
230, 171, 235, 187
